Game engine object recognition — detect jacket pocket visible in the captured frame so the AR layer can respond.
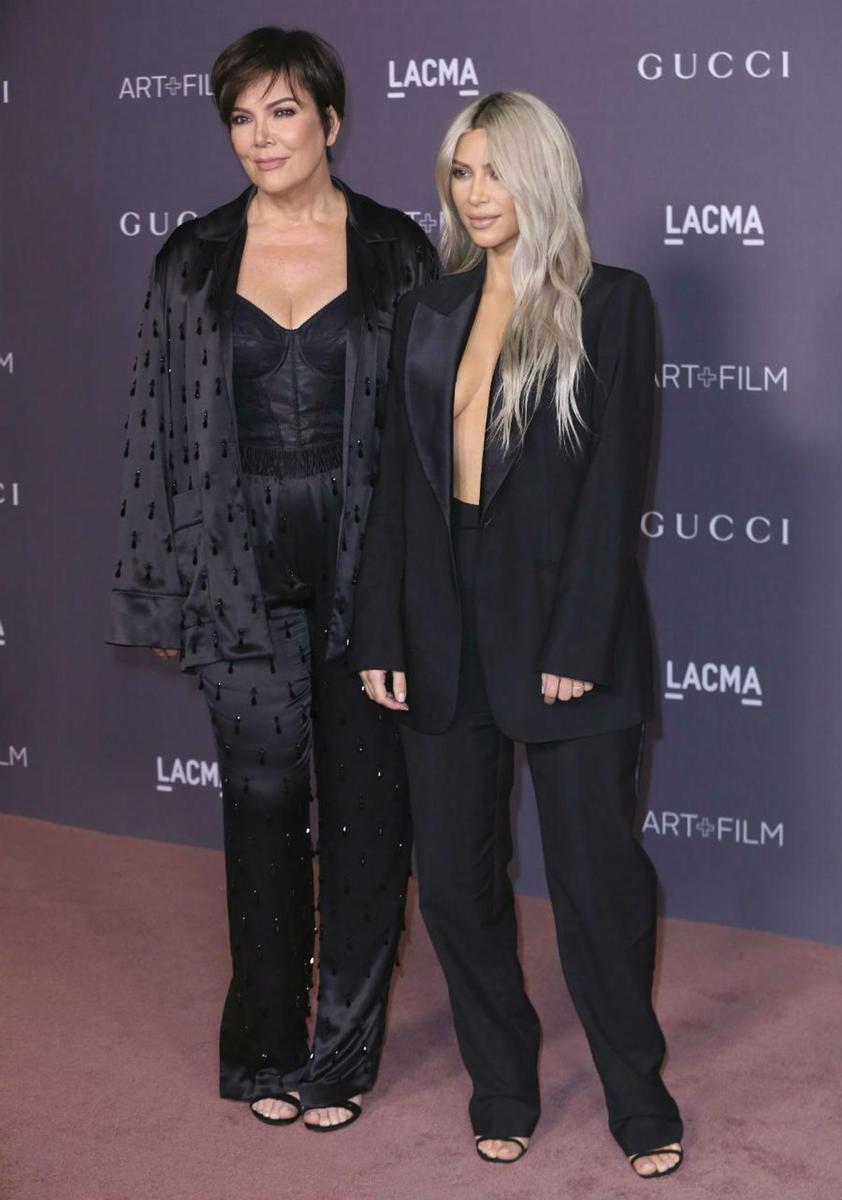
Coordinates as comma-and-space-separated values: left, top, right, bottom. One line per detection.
172, 489, 202, 531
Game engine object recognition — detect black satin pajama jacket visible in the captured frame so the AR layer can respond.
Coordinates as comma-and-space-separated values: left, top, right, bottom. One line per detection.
108, 178, 438, 666
107, 179, 438, 1108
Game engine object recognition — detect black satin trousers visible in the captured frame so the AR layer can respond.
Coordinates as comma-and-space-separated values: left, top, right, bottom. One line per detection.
399, 499, 683, 1154
198, 466, 411, 1109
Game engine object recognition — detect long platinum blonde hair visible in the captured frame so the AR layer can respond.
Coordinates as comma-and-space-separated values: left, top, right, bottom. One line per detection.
435, 91, 592, 451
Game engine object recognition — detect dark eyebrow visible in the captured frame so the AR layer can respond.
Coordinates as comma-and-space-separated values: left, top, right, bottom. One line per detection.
451, 158, 494, 169
231, 95, 298, 114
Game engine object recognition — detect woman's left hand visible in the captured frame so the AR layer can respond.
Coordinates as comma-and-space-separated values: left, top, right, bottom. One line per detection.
541, 674, 594, 704
359, 669, 409, 711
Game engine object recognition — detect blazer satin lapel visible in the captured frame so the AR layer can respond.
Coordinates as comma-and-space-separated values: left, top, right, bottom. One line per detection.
213, 224, 247, 439
480, 360, 526, 519
405, 289, 481, 526
342, 219, 374, 489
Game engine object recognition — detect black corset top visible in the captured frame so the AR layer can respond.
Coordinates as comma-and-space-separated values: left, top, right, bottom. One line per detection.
232, 290, 348, 476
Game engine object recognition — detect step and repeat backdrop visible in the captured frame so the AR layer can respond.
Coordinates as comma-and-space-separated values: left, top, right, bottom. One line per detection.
2, 1, 840, 944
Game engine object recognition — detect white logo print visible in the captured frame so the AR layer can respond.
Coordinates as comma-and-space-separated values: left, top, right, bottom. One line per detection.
156, 756, 221, 793
660, 364, 787, 394
388, 57, 479, 100
637, 51, 790, 81
118, 74, 213, 100
0, 483, 21, 506
664, 660, 763, 707
119, 211, 197, 238
405, 210, 443, 235
0, 745, 28, 768
642, 513, 790, 545
664, 204, 765, 247
0, 351, 13, 374
643, 811, 783, 847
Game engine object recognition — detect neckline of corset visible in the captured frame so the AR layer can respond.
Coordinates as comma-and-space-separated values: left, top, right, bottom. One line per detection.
234, 289, 348, 335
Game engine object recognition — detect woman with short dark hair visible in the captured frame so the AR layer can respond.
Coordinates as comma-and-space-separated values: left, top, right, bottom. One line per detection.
107, 26, 438, 1131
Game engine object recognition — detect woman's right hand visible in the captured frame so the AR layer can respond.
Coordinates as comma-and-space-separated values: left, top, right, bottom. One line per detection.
152, 648, 179, 660
359, 670, 409, 711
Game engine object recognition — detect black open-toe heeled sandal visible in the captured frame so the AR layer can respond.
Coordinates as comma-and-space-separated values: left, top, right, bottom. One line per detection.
301, 1098, 362, 1132
475, 1135, 529, 1164
628, 1146, 684, 1179
249, 1093, 302, 1126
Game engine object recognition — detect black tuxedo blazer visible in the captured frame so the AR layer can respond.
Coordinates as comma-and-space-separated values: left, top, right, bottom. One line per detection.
349, 260, 657, 741
107, 179, 438, 669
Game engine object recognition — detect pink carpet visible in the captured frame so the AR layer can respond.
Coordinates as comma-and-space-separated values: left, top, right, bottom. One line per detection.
1, 813, 839, 1199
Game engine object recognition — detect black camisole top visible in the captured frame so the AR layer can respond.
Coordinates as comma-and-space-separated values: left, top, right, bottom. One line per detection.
231, 290, 348, 478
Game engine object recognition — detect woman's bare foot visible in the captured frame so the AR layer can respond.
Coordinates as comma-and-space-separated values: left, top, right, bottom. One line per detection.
251, 1092, 300, 1122
629, 1142, 683, 1177
476, 1136, 530, 1162
302, 1094, 363, 1129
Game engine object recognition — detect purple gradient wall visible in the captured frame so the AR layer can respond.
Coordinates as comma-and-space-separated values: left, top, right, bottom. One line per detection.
2, 0, 840, 943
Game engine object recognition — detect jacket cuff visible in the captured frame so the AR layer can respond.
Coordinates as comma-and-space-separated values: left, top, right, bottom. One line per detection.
538, 637, 614, 689
107, 589, 183, 650
346, 631, 406, 675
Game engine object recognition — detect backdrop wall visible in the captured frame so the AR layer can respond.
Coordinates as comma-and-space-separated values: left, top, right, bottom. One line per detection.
2, 0, 840, 944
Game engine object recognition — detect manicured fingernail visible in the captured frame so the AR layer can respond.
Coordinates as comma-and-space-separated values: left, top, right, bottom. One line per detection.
396, 692, 406, 702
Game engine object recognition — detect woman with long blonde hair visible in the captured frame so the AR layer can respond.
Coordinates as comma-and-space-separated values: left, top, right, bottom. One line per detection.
351, 91, 684, 1177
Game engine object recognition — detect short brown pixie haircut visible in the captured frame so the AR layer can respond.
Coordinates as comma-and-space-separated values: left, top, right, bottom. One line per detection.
211, 26, 345, 141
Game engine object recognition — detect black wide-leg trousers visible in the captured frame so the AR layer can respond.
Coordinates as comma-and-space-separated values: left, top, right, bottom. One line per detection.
199, 606, 411, 1108
398, 504, 682, 1155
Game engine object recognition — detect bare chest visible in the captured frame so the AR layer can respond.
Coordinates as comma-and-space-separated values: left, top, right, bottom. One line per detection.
453, 293, 510, 423
452, 291, 511, 502
236, 222, 347, 330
